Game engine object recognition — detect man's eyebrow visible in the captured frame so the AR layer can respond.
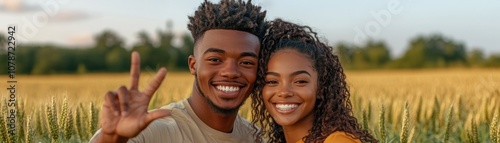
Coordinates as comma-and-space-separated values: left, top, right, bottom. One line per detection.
240, 52, 258, 58
203, 48, 225, 55
291, 70, 311, 77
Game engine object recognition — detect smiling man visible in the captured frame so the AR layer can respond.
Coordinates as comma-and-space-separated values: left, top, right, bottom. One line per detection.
89, 0, 267, 142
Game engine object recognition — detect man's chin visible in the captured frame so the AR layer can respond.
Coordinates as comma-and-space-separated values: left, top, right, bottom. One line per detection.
207, 99, 244, 115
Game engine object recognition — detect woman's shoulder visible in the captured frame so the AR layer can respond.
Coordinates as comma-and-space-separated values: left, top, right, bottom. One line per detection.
323, 131, 361, 143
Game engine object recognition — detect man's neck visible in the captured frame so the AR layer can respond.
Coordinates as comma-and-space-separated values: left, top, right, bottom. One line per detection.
187, 94, 238, 133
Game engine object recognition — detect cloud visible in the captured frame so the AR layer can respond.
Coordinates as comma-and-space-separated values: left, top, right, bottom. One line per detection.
0, 0, 90, 22
52, 10, 90, 22
67, 32, 93, 46
0, 0, 42, 12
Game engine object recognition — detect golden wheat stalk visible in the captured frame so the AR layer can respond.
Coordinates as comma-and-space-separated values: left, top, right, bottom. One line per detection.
471, 119, 479, 143
443, 105, 454, 142
408, 126, 415, 143
484, 99, 490, 122
362, 110, 369, 131
77, 103, 88, 139
25, 114, 33, 143
415, 96, 422, 123
46, 99, 59, 142
36, 108, 47, 137
466, 131, 473, 143
367, 101, 372, 122
51, 96, 58, 126
400, 101, 410, 143
88, 102, 98, 138
378, 104, 386, 143
75, 106, 83, 141
59, 96, 68, 133
64, 109, 74, 141
491, 111, 498, 143
1, 99, 9, 143
430, 96, 440, 132
497, 124, 500, 143
386, 101, 393, 124
16, 99, 25, 142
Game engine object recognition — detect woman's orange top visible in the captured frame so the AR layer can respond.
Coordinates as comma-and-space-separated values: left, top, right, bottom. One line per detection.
295, 132, 361, 143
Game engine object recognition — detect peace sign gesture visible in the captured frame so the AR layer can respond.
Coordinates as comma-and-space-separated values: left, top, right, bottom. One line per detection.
96, 51, 171, 143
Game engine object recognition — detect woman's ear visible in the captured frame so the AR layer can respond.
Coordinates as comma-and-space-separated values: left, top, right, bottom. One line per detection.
188, 55, 196, 75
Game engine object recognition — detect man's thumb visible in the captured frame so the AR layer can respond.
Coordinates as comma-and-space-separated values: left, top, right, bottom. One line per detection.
145, 109, 171, 124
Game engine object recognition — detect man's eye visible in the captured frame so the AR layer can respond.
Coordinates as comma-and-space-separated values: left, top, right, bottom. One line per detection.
241, 61, 255, 65
208, 58, 221, 62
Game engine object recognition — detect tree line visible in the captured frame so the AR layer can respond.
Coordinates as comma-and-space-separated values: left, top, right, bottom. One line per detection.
336, 34, 500, 70
0, 24, 194, 75
1, 27, 499, 75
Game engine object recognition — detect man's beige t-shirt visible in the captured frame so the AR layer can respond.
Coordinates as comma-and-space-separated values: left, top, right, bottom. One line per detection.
90, 99, 257, 143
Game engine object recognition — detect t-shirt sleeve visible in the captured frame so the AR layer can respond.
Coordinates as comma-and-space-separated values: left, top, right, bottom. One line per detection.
128, 118, 182, 143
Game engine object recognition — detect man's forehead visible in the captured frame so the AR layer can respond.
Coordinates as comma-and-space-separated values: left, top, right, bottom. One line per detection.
194, 29, 260, 54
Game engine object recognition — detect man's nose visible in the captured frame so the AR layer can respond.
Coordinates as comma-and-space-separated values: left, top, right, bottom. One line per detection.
220, 60, 241, 78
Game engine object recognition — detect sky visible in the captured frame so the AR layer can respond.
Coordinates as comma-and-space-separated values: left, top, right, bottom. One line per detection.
1, 0, 499, 57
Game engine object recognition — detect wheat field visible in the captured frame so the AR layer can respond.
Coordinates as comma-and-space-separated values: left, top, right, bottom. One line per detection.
0, 69, 499, 143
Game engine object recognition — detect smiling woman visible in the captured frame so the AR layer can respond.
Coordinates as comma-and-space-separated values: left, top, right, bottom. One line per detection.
251, 19, 377, 143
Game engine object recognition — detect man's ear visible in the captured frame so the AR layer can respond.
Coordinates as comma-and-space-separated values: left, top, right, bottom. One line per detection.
188, 55, 196, 75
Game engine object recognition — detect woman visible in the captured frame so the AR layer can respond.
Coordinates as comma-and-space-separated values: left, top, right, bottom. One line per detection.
251, 19, 377, 143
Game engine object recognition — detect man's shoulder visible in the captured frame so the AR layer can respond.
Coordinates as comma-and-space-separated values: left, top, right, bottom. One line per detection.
141, 99, 190, 132
159, 99, 187, 110
235, 115, 258, 133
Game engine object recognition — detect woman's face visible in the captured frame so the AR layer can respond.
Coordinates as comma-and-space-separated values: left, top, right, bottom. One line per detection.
263, 49, 317, 127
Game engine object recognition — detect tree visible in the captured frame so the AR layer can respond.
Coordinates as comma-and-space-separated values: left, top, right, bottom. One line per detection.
0, 33, 7, 74
398, 34, 467, 68
335, 42, 355, 69
94, 30, 125, 51
364, 40, 391, 68
155, 24, 176, 70
175, 33, 194, 70
467, 48, 485, 67
336, 40, 391, 69
0, 33, 6, 54
484, 54, 500, 67
106, 47, 130, 72
86, 30, 126, 72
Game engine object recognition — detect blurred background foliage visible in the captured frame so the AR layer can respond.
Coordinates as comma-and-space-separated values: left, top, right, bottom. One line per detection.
1, 23, 499, 75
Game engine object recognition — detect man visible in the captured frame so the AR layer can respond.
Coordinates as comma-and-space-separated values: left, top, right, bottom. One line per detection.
90, 0, 267, 142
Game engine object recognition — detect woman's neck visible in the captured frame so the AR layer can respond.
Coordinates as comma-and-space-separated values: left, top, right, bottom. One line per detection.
282, 115, 314, 143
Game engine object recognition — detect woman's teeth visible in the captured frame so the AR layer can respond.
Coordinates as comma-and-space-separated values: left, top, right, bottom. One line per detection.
275, 104, 298, 111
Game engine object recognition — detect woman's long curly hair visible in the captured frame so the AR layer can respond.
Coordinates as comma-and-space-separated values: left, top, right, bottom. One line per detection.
251, 19, 377, 143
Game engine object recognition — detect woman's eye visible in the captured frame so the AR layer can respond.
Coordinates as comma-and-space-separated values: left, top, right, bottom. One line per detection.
295, 80, 308, 84
265, 80, 278, 85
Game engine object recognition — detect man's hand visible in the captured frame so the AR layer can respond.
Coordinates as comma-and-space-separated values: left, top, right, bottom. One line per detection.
97, 51, 171, 143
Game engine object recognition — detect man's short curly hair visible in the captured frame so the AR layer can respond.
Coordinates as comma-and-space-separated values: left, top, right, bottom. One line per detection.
188, 0, 267, 44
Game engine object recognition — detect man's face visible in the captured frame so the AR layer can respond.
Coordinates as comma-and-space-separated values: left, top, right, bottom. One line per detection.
189, 29, 260, 114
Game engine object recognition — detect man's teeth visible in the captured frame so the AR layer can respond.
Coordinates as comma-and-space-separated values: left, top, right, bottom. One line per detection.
216, 85, 240, 92
275, 104, 298, 111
